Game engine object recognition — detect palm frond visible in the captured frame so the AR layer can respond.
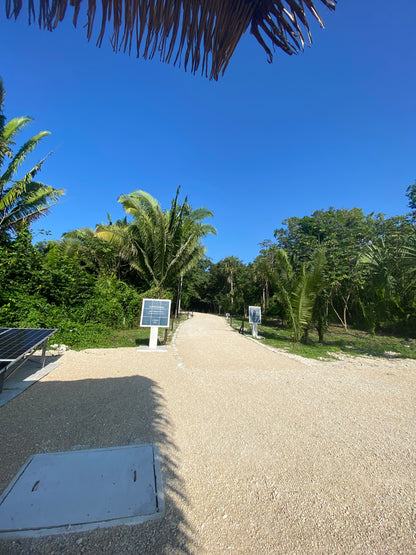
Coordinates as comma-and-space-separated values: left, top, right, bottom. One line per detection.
7, 0, 336, 80
1, 134, 51, 186
0, 80, 9, 169
0, 181, 64, 232
1, 152, 51, 201
3, 116, 34, 142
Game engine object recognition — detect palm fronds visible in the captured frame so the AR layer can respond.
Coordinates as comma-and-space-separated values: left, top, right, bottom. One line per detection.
96, 188, 216, 291
272, 248, 325, 341
6, 0, 336, 80
0, 80, 64, 237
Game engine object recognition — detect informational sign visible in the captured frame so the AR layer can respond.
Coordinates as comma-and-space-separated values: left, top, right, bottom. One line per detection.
248, 306, 261, 324
140, 299, 171, 328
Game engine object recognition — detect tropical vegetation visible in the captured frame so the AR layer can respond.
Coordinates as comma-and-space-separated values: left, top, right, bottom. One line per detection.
181, 196, 416, 353
0, 78, 64, 240
0, 80, 414, 356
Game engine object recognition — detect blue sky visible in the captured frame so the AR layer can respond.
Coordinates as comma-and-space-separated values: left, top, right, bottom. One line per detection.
1, 0, 415, 263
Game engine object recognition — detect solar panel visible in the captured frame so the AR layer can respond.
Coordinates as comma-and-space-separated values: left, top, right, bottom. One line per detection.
0, 328, 55, 361
0, 328, 56, 393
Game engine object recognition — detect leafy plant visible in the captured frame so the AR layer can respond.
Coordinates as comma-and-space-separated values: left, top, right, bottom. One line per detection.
271, 249, 326, 342
0, 78, 64, 239
96, 187, 216, 293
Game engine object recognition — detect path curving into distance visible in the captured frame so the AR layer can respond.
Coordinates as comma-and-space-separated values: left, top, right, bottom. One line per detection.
0, 311, 415, 553
165, 312, 416, 553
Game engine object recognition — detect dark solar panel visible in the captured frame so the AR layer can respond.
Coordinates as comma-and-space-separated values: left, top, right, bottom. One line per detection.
0, 328, 57, 394
0, 328, 56, 362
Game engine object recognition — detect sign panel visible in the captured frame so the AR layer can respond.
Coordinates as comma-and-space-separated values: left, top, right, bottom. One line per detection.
140, 299, 171, 328
248, 306, 261, 324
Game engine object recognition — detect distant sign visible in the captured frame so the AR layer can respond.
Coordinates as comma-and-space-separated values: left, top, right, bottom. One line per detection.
140, 299, 171, 328
248, 306, 261, 324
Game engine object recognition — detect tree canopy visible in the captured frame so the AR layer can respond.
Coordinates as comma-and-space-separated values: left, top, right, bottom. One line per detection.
96, 188, 216, 293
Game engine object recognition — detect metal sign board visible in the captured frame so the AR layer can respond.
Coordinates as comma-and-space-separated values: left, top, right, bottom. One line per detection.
248, 306, 261, 324
140, 299, 171, 328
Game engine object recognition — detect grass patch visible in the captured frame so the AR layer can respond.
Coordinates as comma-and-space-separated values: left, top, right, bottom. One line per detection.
53, 314, 187, 350
229, 317, 416, 360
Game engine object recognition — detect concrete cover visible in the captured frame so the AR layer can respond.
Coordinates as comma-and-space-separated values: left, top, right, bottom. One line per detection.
0, 444, 163, 538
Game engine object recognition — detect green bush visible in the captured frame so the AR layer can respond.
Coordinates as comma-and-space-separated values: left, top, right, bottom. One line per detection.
53, 321, 110, 350
81, 274, 143, 328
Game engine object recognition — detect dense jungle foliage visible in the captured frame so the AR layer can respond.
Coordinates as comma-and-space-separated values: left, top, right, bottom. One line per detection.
1, 195, 415, 348
184, 195, 416, 343
0, 78, 415, 349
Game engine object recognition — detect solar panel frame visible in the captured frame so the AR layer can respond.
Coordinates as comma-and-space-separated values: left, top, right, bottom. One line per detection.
0, 328, 56, 393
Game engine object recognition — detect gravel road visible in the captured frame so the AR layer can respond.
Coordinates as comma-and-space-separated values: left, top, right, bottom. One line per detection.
0, 312, 415, 554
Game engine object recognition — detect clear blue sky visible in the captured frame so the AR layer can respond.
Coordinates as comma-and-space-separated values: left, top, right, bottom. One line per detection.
1, 0, 415, 263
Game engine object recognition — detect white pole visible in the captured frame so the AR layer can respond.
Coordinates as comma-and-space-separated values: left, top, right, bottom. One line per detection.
149, 326, 158, 349
252, 323, 258, 338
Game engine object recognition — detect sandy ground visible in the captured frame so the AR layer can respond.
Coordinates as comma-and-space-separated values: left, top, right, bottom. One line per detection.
0, 312, 415, 554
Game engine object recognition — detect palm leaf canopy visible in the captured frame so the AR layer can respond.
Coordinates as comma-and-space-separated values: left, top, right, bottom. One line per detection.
7, 0, 336, 80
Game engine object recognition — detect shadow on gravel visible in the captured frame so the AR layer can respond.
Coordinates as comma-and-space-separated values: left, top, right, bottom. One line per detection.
0, 374, 196, 554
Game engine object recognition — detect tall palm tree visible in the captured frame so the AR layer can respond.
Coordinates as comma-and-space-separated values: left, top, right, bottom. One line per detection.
96, 188, 216, 293
6, 1, 336, 80
0, 79, 64, 238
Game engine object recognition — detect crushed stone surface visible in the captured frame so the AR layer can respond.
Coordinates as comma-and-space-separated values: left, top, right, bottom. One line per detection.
0, 312, 415, 554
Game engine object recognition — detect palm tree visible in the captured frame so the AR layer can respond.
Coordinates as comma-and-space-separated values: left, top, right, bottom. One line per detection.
7, 1, 337, 80
0, 79, 64, 239
59, 227, 124, 277
272, 248, 325, 342
96, 188, 216, 293
360, 237, 415, 332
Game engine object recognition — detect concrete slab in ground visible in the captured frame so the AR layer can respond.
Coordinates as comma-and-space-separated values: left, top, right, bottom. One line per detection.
0, 444, 164, 538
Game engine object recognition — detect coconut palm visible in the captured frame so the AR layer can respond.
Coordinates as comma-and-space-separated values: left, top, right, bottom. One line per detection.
96, 188, 216, 293
7, 1, 336, 80
272, 248, 325, 342
0, 79, 64, 238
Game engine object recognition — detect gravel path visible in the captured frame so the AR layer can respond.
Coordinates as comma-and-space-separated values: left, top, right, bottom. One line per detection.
0, 312, 415, 554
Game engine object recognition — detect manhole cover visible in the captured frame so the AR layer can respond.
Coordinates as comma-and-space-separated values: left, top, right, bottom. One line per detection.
0, 444, 164, 538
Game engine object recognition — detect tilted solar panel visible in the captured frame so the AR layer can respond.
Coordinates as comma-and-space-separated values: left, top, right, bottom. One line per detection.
0, 328, 57, 393
0, 329, 56, 362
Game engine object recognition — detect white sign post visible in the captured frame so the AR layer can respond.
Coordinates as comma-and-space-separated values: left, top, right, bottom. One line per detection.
140, 299, 171, 350
248, 306, 261, 338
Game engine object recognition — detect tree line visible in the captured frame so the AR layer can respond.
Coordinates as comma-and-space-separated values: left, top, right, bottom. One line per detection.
0, 78, 216, 345
185, 199, 416, 341
1, 77, 415, 346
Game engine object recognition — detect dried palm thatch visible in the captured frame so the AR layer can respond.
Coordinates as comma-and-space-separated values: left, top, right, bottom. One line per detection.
6, 0, 337, 80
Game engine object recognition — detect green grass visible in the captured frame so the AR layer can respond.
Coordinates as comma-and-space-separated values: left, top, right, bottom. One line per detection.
229, 317, 416, 360
53, 314, 187, 351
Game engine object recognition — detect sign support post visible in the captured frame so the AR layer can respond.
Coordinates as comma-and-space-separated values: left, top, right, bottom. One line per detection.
149, 326, 159, 349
